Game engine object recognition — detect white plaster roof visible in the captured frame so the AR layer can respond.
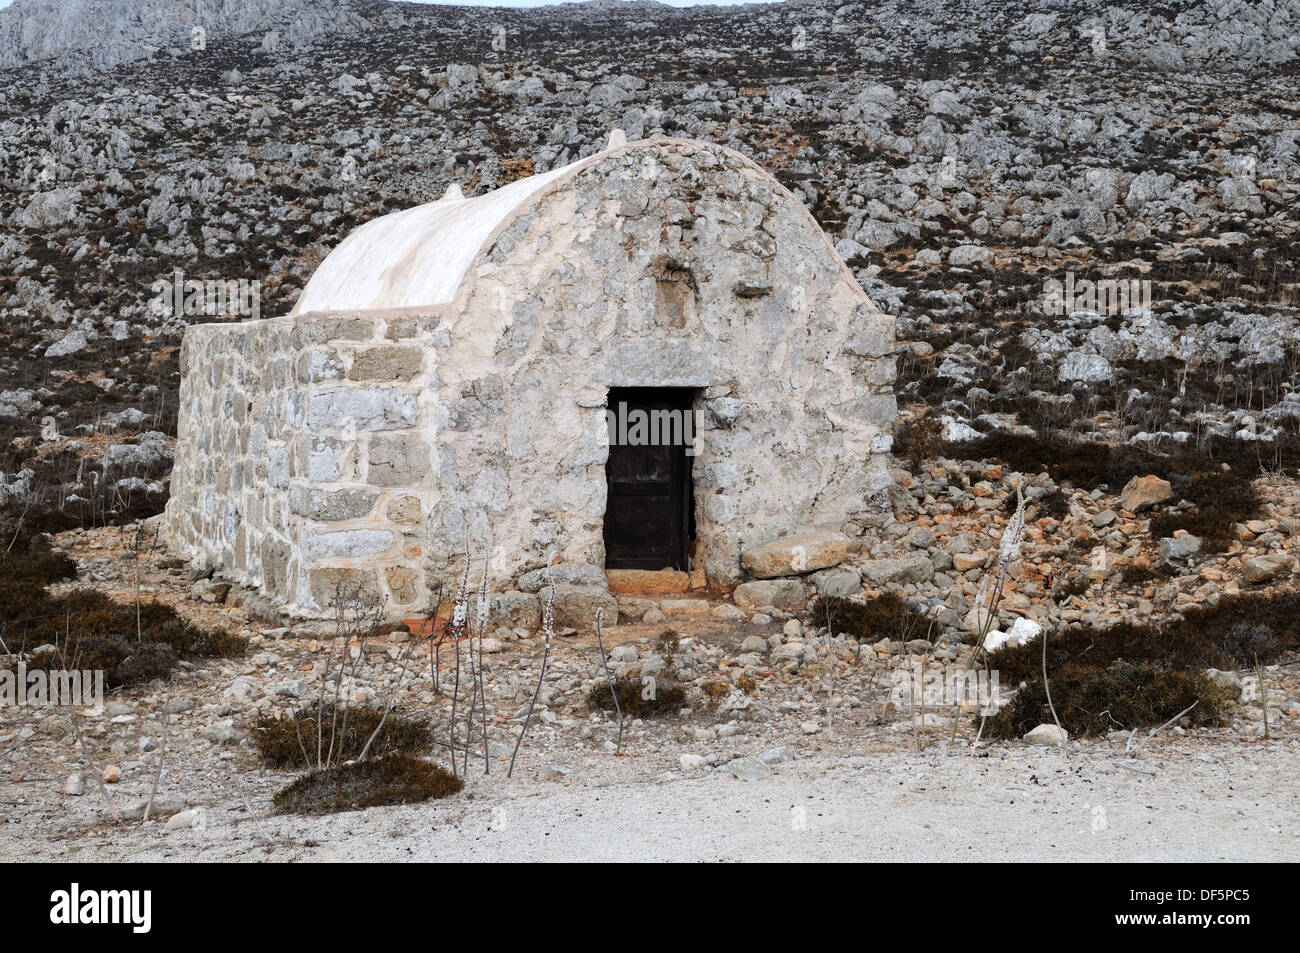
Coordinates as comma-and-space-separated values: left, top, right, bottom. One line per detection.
291, 133, 864, 316
292, 150, 597, 314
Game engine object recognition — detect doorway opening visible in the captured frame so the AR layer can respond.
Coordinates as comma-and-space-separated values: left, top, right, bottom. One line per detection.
603, 387, 697, 571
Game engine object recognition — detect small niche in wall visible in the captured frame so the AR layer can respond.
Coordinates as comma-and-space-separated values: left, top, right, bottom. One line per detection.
651, 258, 699, 330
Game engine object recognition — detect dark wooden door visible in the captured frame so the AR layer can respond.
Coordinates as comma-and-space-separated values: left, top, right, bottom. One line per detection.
604, 388, 694, 571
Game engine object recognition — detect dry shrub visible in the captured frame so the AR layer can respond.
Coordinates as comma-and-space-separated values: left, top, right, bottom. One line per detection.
1212, 621, 1288, 665
984, 661, 1233, 738
655, 629, 682, 677
985, 591, 1300, 738
1120, 563, 1165, 586
944, 429, 1282, 495
1148, 472, 1261, 553
0, 541, 78, 617
945, 431, 1264, 554
250, 702, 432, 769
942, 430, 1173, 489
896, 414, 944, 467
1028, 487, 1070, 520
588, 674, 686, 717
995, 591, 1300, 686
0, 542, 77, 587
819, 593, 932, 643
698, 676, 754, 710
0, 543, 245, 688
699, 679, 731, 710
271, 754, 462, 815
1054, 574, 1091, 599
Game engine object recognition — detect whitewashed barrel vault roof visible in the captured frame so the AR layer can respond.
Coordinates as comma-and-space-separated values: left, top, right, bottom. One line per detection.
291, 133, 862, 315
291, 159, 581, 313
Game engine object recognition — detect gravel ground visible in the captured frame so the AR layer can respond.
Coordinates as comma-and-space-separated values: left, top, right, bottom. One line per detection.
5, 527, 1298, 863
9, 740, 1297, 863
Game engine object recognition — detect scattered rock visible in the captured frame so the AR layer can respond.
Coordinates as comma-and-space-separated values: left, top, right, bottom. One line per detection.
1119, 475, 1173, 513
1243, 555, 1292, 584
120, 794, 187, 820
733, 578, 805, 609
859, 554, 934, 586
1159, 534, 1202, 564
725, 756, 771, 781
678, 753, 709, 774
164, 807, 205, 830
1023, 724, 1068, 746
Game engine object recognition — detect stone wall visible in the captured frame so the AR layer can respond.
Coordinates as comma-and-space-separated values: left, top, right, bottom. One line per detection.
163, 311, 443, 616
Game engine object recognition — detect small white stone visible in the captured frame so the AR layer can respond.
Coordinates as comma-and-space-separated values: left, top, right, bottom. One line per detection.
1023, 724, 1068, 746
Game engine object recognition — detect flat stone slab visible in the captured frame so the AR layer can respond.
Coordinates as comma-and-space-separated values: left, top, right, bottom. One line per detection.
606, 568, 690, 594
658, 598, 711, 615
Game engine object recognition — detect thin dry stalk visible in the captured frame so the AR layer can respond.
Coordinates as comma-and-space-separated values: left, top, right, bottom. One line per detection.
1131, 701, 1199, 756
447, 549, 471, 778
68, 711, 118, 824
509, 567, 554, 778
1255, 655, 1269, 741
142, 701, 172, 823
357, 636, 418, 762
475, 557, 491, 774
593, 608, 623, 753
951, 481, 1026, 748
1042, 622, 1065, 749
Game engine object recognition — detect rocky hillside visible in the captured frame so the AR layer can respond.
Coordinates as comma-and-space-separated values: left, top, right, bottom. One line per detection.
1, 0, 1298, 536
0, 0, 382, 70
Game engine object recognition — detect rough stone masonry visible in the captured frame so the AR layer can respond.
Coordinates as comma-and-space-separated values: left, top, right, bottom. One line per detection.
162, 136, 897, 620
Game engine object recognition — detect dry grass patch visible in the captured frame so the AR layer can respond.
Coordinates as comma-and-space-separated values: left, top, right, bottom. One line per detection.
250, 703, 433, 770
271, 754, 462, 815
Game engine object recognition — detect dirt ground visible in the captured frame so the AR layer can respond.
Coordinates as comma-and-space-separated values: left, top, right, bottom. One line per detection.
6, 738, 1298, 862
2, 524, 1298, 862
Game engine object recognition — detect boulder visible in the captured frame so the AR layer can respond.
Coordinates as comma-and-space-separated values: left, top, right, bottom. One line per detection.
678, 754, 709, 774
732, 578, 806, 609
740, 531, 848, 578
119, 795, 187, 820
948, 244, 991, 266
1205, 668, 1244, 697
1119, 475, 1173, 513
1059, 351, 1113, 383
549, 584, 618, 630
605, 568, 689, 594
1158, 533, 1202, 564
1023, 724, 1068, 746
809, 566, 862, 598
45, 329, 89, 357
859, 554, 934, 586
1244, 555, 1292, 584
490, 590, 542, 630
517, 564, 606, 592
725, 756, 772, 781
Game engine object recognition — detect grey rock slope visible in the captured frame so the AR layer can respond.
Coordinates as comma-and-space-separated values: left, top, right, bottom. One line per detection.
0, 0, 1298, 533
0, 0, 383, 70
